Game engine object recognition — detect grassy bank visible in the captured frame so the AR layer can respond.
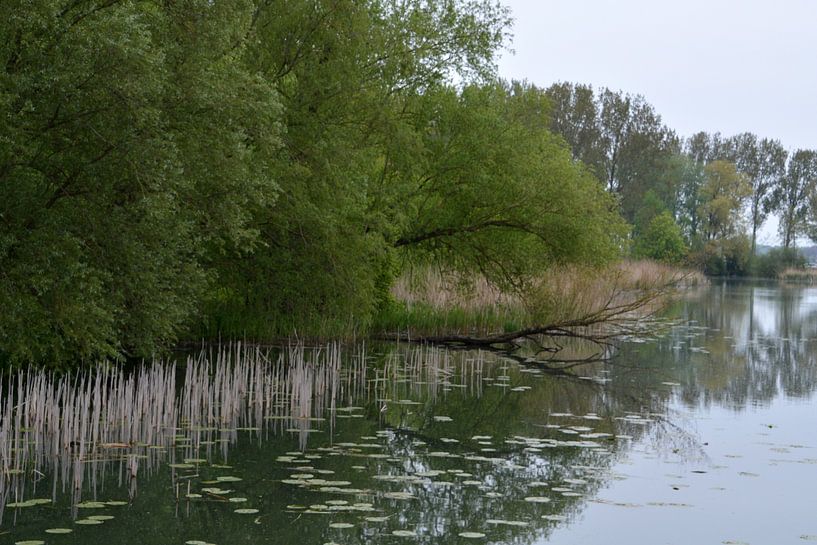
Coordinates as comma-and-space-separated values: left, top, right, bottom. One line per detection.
373, 260, 706, 339
778, 267, 817, 284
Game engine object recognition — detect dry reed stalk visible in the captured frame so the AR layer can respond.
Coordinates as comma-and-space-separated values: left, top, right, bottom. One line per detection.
0, 341, 495, 522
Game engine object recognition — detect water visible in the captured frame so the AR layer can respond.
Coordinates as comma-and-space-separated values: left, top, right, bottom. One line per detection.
2, 280, 817, 544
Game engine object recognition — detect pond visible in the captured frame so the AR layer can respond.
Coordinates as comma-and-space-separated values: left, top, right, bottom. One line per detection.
2, 280, 817, 545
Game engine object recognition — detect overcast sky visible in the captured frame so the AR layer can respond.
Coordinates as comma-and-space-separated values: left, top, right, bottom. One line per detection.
496, 0, 817, 245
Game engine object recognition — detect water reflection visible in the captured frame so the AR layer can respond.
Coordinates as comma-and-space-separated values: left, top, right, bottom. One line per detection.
3, 282, 817, 544
2, 342, 661, 544
633, 281, 817, 409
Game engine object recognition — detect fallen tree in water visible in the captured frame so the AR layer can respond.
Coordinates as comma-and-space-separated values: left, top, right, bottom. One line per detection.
375, 260, 704, 366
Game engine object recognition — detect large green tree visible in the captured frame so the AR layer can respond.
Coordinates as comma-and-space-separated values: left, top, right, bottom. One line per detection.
720, 133, 787, 255
775, 150, 817, 249
202, 0, 516, 336
544, 83, 678, 224
391, 83, 627, 286
0, 0, 280, 364
698, 160, 751, 241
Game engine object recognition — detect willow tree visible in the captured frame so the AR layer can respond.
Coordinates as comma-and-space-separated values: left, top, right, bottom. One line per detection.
0, 1, 281, 364
204, 0, 522, 337
391, 83, 627, 288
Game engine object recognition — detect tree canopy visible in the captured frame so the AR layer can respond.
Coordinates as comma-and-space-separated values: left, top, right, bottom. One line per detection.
1, 0, 629, 366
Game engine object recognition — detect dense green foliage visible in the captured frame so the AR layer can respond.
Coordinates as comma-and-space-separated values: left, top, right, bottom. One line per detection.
633, 212, 686, 263
1, 1, 629, 365
751, 247, 807, 278
0, 1, 282, 363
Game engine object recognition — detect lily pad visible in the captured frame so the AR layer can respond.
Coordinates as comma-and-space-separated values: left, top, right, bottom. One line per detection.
45, 528, 73, 534
202, 488, 231, 495
524, 496, 551, 503
542, 514, 567, 521
459, 532, 486, 538
383, 491, 414, 500
7, 499, 50, 508
234, 508, 259, 514
76, 501, 107, 508
486, 519, 529, 527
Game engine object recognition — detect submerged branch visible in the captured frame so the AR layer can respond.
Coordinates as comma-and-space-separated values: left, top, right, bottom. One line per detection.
378, 261, 694, 368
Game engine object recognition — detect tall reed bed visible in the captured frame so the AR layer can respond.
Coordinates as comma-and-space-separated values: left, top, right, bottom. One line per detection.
377, 260, 705, 339
0, 342, 357, 523
778, 267, 817, 284
0, 342, 491, 524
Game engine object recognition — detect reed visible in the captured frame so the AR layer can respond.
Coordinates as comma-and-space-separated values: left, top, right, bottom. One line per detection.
376, 260, 703, 339
0, 342, 358, 521
778, 267, 817, 284
0, 341, 492, 522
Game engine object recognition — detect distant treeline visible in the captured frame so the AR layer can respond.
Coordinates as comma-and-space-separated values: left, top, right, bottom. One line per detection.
1, 1, 812, 367
545, 83, 817, 275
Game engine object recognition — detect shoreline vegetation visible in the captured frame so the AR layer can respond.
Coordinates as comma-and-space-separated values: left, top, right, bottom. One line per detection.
188, 260, 705, 370
372, 260, 705, 367
1, 1, 815, 368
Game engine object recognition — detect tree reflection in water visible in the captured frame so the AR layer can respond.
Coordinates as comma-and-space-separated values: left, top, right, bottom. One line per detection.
4, 283, 817, 544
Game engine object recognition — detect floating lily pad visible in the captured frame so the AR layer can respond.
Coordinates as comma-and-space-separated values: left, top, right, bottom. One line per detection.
216, 476, 242, 482
7, 499, 50, 508
383, 492, 414, 500
76, 501, 106, 509
15, 541, 45, 545
88, 515, 115, 521
234, 508, 259, 514
459, 532, 486, 538
202, 488, 231, 495
524, 496, 551, 503
45, 528, 73, 534
486, 519, 529, 527
542, 514, 567, 521
392, 530, 417, 537
329, 522, 354, 529
229, 497, 248, 503
75, 519, 104, 525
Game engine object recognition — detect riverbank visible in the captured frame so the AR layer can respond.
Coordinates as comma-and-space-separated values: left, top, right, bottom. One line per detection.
373, 260, 706, 339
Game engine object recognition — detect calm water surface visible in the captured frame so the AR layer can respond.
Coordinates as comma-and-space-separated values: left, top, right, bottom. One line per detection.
3, 281, 817, 545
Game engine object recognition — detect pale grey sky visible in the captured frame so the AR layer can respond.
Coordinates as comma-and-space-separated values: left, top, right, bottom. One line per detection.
497, 0, 817, 245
